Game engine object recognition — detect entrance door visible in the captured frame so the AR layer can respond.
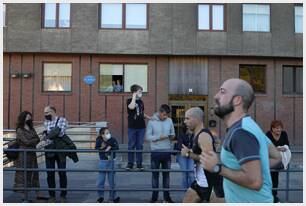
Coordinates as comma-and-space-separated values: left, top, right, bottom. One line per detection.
169, 95, 208, 138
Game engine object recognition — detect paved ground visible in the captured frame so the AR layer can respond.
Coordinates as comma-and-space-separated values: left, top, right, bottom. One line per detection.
3, 147, 303, 203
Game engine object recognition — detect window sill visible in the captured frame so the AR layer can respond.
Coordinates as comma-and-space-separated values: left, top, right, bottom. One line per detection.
98, 92, 148, 96
281, 94, 303, 98
41, 92, 73, 96
243, 31, 271, 33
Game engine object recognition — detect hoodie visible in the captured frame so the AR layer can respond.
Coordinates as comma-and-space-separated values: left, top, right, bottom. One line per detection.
145, 112, 175, 151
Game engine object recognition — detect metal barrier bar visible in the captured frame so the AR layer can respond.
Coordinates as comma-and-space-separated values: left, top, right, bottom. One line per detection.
3, 148, 303, 202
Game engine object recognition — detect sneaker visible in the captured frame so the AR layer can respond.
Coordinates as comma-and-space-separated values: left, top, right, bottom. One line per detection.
113, 197, 120, 203
274, 196, 280, 203
163, 197, 174, 203
97, 197, 104, 203
150, 197, 158, 203
60, 196, 67, 203
48, 196, 56, 203
136, 164, 144, 171
125, 164, 133, 170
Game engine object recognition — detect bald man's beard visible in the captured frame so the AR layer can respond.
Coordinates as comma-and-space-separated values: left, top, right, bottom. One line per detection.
214, 97, 235, 119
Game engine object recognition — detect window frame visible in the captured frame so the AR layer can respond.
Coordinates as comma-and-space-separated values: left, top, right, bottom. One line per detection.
42, 62, 73, 93
294, 4, 303, 34
282, 65, 303, 95
41, 3, 71, 29
197, 3, 226, 32
99, 3, 149, 30
98, 63, 149, 94
239, 64, 267, 94
242, 3, 271, 33
3, 3, 6, 27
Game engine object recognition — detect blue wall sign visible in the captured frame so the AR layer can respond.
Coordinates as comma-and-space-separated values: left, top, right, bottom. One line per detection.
83, 75, 96, 85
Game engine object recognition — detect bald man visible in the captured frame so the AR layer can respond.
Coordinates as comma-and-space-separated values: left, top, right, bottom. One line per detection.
181, 107, 222, 202
200, 78, 280, 203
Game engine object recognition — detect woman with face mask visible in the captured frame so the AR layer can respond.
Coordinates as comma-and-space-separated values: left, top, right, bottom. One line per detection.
13, 111, 47, 202
95, 127, 120, 203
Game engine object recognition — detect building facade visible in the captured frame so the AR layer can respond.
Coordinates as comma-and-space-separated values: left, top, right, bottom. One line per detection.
3, 3, 303, 145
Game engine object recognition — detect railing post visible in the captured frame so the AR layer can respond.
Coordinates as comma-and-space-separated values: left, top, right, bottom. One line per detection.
285, 164, 290, 202
112, 150, 116, 197
23, 150, 28, 202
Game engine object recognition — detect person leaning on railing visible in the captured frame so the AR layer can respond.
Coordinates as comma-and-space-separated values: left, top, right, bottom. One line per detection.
13, 111, 48, 202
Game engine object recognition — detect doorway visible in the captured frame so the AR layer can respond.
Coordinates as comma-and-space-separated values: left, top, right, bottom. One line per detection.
169, 95, 208, 138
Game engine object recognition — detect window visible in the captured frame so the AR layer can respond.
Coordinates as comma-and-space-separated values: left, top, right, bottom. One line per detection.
3, 4, 6, 27
295, 6, 303, 33
43, 3, 70, 28
239, 65, 266, 93
283, 66, 303, 95
198, 4, 224, 31
100, 3, 147, 29
43, 63, 72, 92
99, 64, 148, 93
101, 3, 122, 28
243, 4, 270, 32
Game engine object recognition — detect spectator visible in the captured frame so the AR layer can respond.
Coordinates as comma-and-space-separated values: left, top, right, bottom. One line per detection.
126, 84, 150, 170
43, 106, 68, 203
146, 104, 175, 203
113, 79, 123, 92
96, 127, 120, 203
200, 78, 281, 203
14, 111, 47, 202
266, 120, 290, 203
174, 123, 195, 189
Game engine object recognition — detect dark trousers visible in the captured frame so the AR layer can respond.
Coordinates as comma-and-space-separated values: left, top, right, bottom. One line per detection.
45, 154, 67, 197
151, 152, 171, 200
271, 171, 279, 198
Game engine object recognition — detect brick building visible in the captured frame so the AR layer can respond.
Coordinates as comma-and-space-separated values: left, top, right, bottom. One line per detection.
3, 3, 303, 145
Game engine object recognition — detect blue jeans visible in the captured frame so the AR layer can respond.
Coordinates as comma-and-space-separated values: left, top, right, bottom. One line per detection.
127, 128, 145, 166
151, 152, 171, 199
176, 155, 195, 189
97, 160, 117, 200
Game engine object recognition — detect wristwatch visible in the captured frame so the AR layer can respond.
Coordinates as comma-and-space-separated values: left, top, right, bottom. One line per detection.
186, 150, 191, 157
212, 163, 222, 174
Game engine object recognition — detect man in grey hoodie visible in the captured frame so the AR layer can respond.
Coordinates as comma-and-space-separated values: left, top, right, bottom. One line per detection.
146, 104, 175, 203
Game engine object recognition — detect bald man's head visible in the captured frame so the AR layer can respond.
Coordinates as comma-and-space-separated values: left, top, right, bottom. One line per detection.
184, 107, 204, 131
223, 78, 254, 112
186, 107, 204, 121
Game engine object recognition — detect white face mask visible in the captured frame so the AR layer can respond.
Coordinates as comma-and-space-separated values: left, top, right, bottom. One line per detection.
137, 93, 142, 98
105, 133, 111, 140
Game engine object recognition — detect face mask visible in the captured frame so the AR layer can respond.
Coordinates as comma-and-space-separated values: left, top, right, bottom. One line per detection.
137, 93, 142, 98
25, 119, 33, 128
45, 114, 52, 121
105, 133, 111, 140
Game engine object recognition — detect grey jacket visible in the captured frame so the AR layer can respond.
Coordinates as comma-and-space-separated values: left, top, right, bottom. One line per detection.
145, 113, 175, 151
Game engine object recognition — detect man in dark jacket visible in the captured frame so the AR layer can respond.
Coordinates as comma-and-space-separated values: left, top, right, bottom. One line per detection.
43, 106, 69, 203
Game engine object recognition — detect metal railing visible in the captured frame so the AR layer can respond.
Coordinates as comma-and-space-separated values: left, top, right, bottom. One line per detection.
3, 148, 303, 203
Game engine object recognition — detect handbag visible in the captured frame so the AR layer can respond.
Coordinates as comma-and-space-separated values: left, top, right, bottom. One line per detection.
5, 140, 19, 160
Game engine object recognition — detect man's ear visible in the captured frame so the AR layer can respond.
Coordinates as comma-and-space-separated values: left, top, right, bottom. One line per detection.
233, 95, 242, 106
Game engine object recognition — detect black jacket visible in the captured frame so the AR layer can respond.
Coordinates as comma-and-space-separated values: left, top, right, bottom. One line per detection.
46, 127, 78, 163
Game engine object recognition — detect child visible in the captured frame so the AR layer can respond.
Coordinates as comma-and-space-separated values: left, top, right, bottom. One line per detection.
95, 127, 120, 203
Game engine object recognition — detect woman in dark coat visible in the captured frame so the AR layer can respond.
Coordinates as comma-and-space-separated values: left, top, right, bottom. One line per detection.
14, 111, 46, 201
